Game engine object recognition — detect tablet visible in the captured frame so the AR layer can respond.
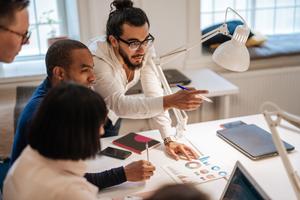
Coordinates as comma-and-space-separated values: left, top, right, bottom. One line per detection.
217, 124, 295, 160
220, 161, 271, 200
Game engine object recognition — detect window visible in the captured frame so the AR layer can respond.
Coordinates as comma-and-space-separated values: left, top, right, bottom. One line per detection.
200, 0, 300, 35
17, 0, 67, 61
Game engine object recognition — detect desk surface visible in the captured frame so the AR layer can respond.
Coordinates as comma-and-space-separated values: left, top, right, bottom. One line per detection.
87, 114, 300, 200
182, 68, 239, 97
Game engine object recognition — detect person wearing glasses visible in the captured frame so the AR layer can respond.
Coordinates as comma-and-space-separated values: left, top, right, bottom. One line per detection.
0, 0, 30, 63
89, 0, 207, 161
0, 0, 30, 195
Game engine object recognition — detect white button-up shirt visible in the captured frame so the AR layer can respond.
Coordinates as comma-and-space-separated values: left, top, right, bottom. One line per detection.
89, 36, 172, 139
3, 146, 99, 200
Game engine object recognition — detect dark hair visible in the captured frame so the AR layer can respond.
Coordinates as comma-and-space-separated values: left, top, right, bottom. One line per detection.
28, 83, 108, 160
45, 39, 90, 78
106, 0, 150, 43
0, 0, 29, 26
145, 184, 210, 200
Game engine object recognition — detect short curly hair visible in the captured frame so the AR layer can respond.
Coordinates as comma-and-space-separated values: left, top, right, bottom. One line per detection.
45, 39, 90, 78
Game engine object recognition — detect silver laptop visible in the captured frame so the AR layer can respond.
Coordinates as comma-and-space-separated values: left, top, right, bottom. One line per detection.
217, 124, 294, 160
220, 161, 271, 200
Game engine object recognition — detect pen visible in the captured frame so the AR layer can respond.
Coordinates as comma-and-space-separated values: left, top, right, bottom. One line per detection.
146, 142, 149, 162
176, 84, 213, 103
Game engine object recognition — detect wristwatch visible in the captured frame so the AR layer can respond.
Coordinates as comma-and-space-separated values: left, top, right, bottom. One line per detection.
163, 136, 176, 146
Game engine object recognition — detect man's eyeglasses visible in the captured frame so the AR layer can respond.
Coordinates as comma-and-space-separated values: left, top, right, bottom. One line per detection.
0, 25, 31, 44
117, 34, 155, 51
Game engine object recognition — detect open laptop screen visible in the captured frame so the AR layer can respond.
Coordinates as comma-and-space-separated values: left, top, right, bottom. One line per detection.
221, 161, 270, 200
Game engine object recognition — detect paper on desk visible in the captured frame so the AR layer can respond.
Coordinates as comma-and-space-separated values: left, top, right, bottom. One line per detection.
112, 190, 154, 200
163, 155, 227, 184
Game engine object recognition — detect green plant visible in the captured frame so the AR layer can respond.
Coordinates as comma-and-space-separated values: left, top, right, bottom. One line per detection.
39, 9, 58, 37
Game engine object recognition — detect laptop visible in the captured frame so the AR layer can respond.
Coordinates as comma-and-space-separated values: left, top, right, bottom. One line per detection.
220, 161, 271, 200
217, 124, 295, 160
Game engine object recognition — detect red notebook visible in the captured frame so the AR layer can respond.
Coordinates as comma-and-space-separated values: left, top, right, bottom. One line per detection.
112, 132, 161, 154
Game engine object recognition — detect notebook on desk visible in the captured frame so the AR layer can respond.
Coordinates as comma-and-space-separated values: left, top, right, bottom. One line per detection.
112, 132, 161, 154
217, 124, 295, 160
220, 161, 271, 200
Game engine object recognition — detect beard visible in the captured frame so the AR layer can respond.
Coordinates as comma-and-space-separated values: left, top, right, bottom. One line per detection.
118, 47, 144, 71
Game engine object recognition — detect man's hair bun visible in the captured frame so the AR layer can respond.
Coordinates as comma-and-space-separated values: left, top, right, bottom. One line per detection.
112, 0, 133, 11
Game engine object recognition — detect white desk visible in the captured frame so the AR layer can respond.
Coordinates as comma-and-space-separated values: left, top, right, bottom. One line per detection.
181, 68, 239, 119
87, 114, 300, 200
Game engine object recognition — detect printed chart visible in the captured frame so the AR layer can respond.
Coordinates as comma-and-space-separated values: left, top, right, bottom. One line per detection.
163, 155, 227, 184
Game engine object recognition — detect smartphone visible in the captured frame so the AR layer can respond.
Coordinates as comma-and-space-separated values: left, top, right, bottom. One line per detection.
100, 147, 132, 160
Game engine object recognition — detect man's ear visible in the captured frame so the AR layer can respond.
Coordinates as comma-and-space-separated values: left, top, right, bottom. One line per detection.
52, 66, 65, 81
109, 35, 118, 48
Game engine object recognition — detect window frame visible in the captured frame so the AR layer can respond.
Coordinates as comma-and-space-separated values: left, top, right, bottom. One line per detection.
200, 0, 300, 35
15, 0, 68, 62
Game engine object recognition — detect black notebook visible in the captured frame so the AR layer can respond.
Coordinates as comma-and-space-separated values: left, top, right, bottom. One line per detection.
217, 124, 295, 160
113, 132, 161, 154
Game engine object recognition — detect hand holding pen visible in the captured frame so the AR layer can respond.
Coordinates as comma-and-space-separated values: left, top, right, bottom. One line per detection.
176, 84, 213, 103
163, 85, 209, 111
122, 142, 155, 181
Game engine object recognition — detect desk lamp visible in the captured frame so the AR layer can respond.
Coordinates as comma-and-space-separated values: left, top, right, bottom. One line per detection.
262, 102, 300, 200
149, 7, 251, 138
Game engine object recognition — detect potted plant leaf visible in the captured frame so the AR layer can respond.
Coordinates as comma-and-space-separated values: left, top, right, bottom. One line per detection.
39, 9, 68, 47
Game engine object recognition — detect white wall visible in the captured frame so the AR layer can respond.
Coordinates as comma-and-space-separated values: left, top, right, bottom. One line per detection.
141, 0, 187, 56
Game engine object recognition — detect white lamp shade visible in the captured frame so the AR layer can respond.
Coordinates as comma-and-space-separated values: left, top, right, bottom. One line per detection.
212, 39, 250, 72
212, 25, 250, 72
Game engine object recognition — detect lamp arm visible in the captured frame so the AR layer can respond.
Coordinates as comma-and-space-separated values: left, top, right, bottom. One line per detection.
261, 101, 300, 129
159, 24, 230, 65
264, 112, 300, 199
149, 58, 188, 139
278, 111, 300, 129
225, 7, 248, 26
160, 7, 248, 64
173, 109, 188, 139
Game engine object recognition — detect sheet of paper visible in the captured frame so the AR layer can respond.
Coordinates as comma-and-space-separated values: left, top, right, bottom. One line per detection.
163, 155, 227, 184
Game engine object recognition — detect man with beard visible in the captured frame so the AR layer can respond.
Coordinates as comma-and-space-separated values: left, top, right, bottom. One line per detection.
90, 0, 208, 161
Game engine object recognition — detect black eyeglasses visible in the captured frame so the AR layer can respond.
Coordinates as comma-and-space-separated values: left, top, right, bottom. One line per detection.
0, 25, 31, 44
117, 34, 155, 51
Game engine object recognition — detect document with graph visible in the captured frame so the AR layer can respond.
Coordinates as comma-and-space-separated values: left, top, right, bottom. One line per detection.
163, 155, 227, 184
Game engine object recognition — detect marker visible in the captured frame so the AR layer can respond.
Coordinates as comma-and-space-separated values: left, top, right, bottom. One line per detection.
146, 142, 149, 162
176, 84, 213, 103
